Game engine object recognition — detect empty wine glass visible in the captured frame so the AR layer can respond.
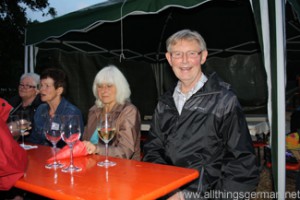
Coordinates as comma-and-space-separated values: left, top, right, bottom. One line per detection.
7, 115, 21, 141
18, 110, 31, 149
44, 115, 64, 169
97, 113, 116, 167
61, 115, 82, 173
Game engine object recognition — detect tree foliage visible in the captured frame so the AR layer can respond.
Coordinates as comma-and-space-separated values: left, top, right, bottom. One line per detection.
0, 0, 56, 97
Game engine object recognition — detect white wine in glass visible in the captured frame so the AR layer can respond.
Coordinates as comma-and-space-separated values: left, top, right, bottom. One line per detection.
98, 127, 116, 143
97, 113, 116, 167
18, 111, 31, 149
7, 115, 21, 141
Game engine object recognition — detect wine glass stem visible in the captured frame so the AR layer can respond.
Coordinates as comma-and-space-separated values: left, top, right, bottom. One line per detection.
70, 145, 74, 167
22, 134, 25, 146
105, 143, 109, 162
53, 144, 57, 164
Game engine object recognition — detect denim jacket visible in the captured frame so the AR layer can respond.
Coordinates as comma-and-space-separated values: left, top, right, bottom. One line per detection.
28, 97, 84, 148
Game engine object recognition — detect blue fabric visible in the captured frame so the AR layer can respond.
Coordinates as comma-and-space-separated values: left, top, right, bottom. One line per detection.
90, 129, 98, 144
28, 97, 84, 148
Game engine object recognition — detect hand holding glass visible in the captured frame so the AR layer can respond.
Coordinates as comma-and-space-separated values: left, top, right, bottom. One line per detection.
97, 113, 116, 167
7, 115, 21, 141
61, 115, 82, 172
44, 115, 64, 169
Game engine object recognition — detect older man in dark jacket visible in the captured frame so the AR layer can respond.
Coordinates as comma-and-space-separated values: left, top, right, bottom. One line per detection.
143, 29, 259, 200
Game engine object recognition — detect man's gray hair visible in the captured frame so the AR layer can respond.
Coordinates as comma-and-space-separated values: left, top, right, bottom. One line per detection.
166, 29, 207, 52
20, 72, 40, 87
93, 65, 131, 108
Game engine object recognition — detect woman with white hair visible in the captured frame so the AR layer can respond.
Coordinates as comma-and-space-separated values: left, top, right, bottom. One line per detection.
83, 65, 141, 160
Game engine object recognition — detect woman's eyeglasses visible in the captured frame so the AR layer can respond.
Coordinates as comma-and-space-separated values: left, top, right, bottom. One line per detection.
19, 83, 36, 89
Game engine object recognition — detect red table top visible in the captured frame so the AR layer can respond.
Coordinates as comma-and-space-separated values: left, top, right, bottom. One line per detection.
15, 144, 199, 200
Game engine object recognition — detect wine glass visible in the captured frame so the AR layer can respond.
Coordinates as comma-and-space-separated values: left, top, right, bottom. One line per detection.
18, 111, 31, 149
7, 115, 21, 141
60, 115, 82, 173
97, 113, 116, 167
44, 115, 64, 169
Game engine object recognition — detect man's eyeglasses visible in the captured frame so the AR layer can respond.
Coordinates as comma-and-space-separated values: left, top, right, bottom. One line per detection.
170, 51, 202, 59
19, 83, 36, 89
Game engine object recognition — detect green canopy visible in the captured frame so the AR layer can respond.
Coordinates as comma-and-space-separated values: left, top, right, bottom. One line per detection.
26, 0, 261, 63
26, 0, 209, 45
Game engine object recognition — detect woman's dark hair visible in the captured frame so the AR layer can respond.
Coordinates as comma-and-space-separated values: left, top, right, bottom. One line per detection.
40, 68, 67, 96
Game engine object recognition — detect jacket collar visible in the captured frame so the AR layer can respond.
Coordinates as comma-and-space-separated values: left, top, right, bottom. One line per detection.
160, 72, 227, 105
40, 97, 68, 117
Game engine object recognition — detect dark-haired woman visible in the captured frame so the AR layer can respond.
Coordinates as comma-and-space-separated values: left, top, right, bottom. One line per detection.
28, 68, 84, 148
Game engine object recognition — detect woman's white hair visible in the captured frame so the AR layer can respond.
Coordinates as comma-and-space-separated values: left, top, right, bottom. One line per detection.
93, 65, 131, 108
20, 73, 40, 87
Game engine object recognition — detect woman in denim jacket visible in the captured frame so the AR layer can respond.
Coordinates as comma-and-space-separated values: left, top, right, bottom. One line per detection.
28, 68, 84, 148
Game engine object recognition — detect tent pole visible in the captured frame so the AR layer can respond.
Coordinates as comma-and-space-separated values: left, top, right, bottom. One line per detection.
30, 45, 34, 73
254, 0, 272, 134
24, 45, 28, 74
275, 0, 286, 199
252, 0, 286, 197
24, 28, 28, 73
119, 0, 127, 62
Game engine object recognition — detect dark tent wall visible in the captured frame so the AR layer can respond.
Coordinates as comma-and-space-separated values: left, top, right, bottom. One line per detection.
35, 49, 267, 123
35, 50, 158, 123
204, 53, 267, 108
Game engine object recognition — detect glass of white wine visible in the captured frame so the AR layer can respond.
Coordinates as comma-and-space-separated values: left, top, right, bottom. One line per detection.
97, 113, 116, 167
18, 111, 31, 149
7, 115, 21, 141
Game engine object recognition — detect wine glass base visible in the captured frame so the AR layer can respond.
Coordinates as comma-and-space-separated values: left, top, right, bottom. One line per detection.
20, 143, 33, 150
97, 160, 116, 167
61, 165, 82, 173
45, 162, 64, 169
